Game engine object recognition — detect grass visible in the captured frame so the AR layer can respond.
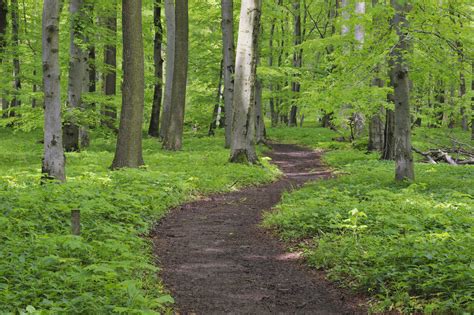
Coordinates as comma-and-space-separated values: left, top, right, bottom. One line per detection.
0, 128, 279, 314
264, 124, 474, 313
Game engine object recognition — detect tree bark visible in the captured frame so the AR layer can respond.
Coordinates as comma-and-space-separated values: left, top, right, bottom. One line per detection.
255, 79, 265, 144
289, 0, 301, 127
368, 0, 384, 152
42, 0, 65, 182
221, 0, 235, 147
0, 0, 7, 117
229, 0, 262, 163
160, 0, 175, 139
471, 62, 474, 140
148, 0, 164, 137
268, 11, 278, 127
111, 0, 145, 169
10, 0, 21, 116
368, 107, 385, 151
102, 0, 117, 129
162, 0, 188, 151
391, 0, 414, 181
209, 60, 224, 136
64, 0, 87, 152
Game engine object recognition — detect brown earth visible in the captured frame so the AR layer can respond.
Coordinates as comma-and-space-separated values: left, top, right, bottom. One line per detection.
151, 143, 365, 314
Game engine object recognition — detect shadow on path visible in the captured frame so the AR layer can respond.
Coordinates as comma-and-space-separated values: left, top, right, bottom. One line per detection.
152, 143, 362, 314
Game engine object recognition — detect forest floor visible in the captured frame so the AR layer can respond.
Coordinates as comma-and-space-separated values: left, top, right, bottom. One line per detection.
152, 143, 364, 314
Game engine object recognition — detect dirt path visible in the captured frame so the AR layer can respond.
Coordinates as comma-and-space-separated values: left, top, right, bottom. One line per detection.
152, 144, 360, 314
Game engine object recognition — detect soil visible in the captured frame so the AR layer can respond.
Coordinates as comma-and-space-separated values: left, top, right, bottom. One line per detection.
151, 143, 365, 314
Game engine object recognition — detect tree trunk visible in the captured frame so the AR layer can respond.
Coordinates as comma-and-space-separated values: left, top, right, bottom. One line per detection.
0, 0, 7, 117
221, 0, 235, 148
229, 0, 261, 163
64, 0, 87, 152
382, 107, 395, 160
368, 107, 384, 151
111, 0, 145, 169
10, 0, 21, 116
391, 0, 414, 181
162, 0, 188, 151
209, 60, 224, 136
160, 0, 175, 139
102, 0, 117, 129
289, 0, 301, 127
354, 1, 365, 46
368, 0, 384, 151
148, 0, 164, 137
42, 0, 65, 182
471, 62, 474, 140
268, 11, 278, 127
255, 79, 265, 144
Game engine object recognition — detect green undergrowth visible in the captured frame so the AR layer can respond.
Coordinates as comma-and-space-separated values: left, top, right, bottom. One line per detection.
0, 128, 278, 314
265, 125, 474, 313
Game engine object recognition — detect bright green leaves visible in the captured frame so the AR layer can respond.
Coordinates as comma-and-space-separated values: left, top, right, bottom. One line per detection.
264, 126, 474, 313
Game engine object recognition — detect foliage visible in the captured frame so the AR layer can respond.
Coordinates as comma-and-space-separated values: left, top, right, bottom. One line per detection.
264, 126, 474, 313
0, 129, 278, 314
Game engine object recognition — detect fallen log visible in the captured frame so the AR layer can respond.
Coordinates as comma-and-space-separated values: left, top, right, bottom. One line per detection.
412, 147, 437, 164
412, 147, 474, 165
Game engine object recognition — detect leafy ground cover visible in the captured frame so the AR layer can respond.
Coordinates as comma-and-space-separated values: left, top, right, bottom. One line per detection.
265, 125, 474, 313
0, 129, 278, 314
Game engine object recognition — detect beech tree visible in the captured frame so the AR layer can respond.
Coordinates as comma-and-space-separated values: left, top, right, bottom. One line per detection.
111, 0, 145, 169
0, 0, 6, 117
289, 0, 301, 127
64, 0, 88, 151
42, 0, 65, 181
221, 0, 235, 148
148, 0, 164, 137
161, 0, 188, 151
391, 0, 414, 181
229, 0, 262, 164
10, 0, 20, 116
102, 0, 117, 129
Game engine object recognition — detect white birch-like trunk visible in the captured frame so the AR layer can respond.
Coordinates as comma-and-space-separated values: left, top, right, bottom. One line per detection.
42, 0, 65, 182
229, 0, 262, 163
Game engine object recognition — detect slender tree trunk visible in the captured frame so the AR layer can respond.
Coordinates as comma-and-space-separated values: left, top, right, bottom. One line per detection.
229, 0, 261, 163
42, 0, 65, 182
289, 0, 301, 127
368, 0, 384, 151
460, 76, 467, 131
471, 62, 474, 140
102, 0, 117, 129
149, 0, 164, 137
162, 0, 188, 150
382, 92, 395, 160
10, 0, 21, 116
160, 0, 175, 139
255, 79, 265, 144
111, 0, 145, 169
391, 0, 414, 181
209, 60, 224, 136
221, 0, 235, 148
268, 11, 277, 127
0, 0, 7, 117
368, 107, 385, 151
64, 0, 87, 151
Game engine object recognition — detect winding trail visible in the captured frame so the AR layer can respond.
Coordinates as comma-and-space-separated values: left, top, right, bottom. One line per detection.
152, 143, 359, 314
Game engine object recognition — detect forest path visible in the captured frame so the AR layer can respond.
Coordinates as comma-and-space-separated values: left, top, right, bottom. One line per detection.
152, 143, 359, 314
